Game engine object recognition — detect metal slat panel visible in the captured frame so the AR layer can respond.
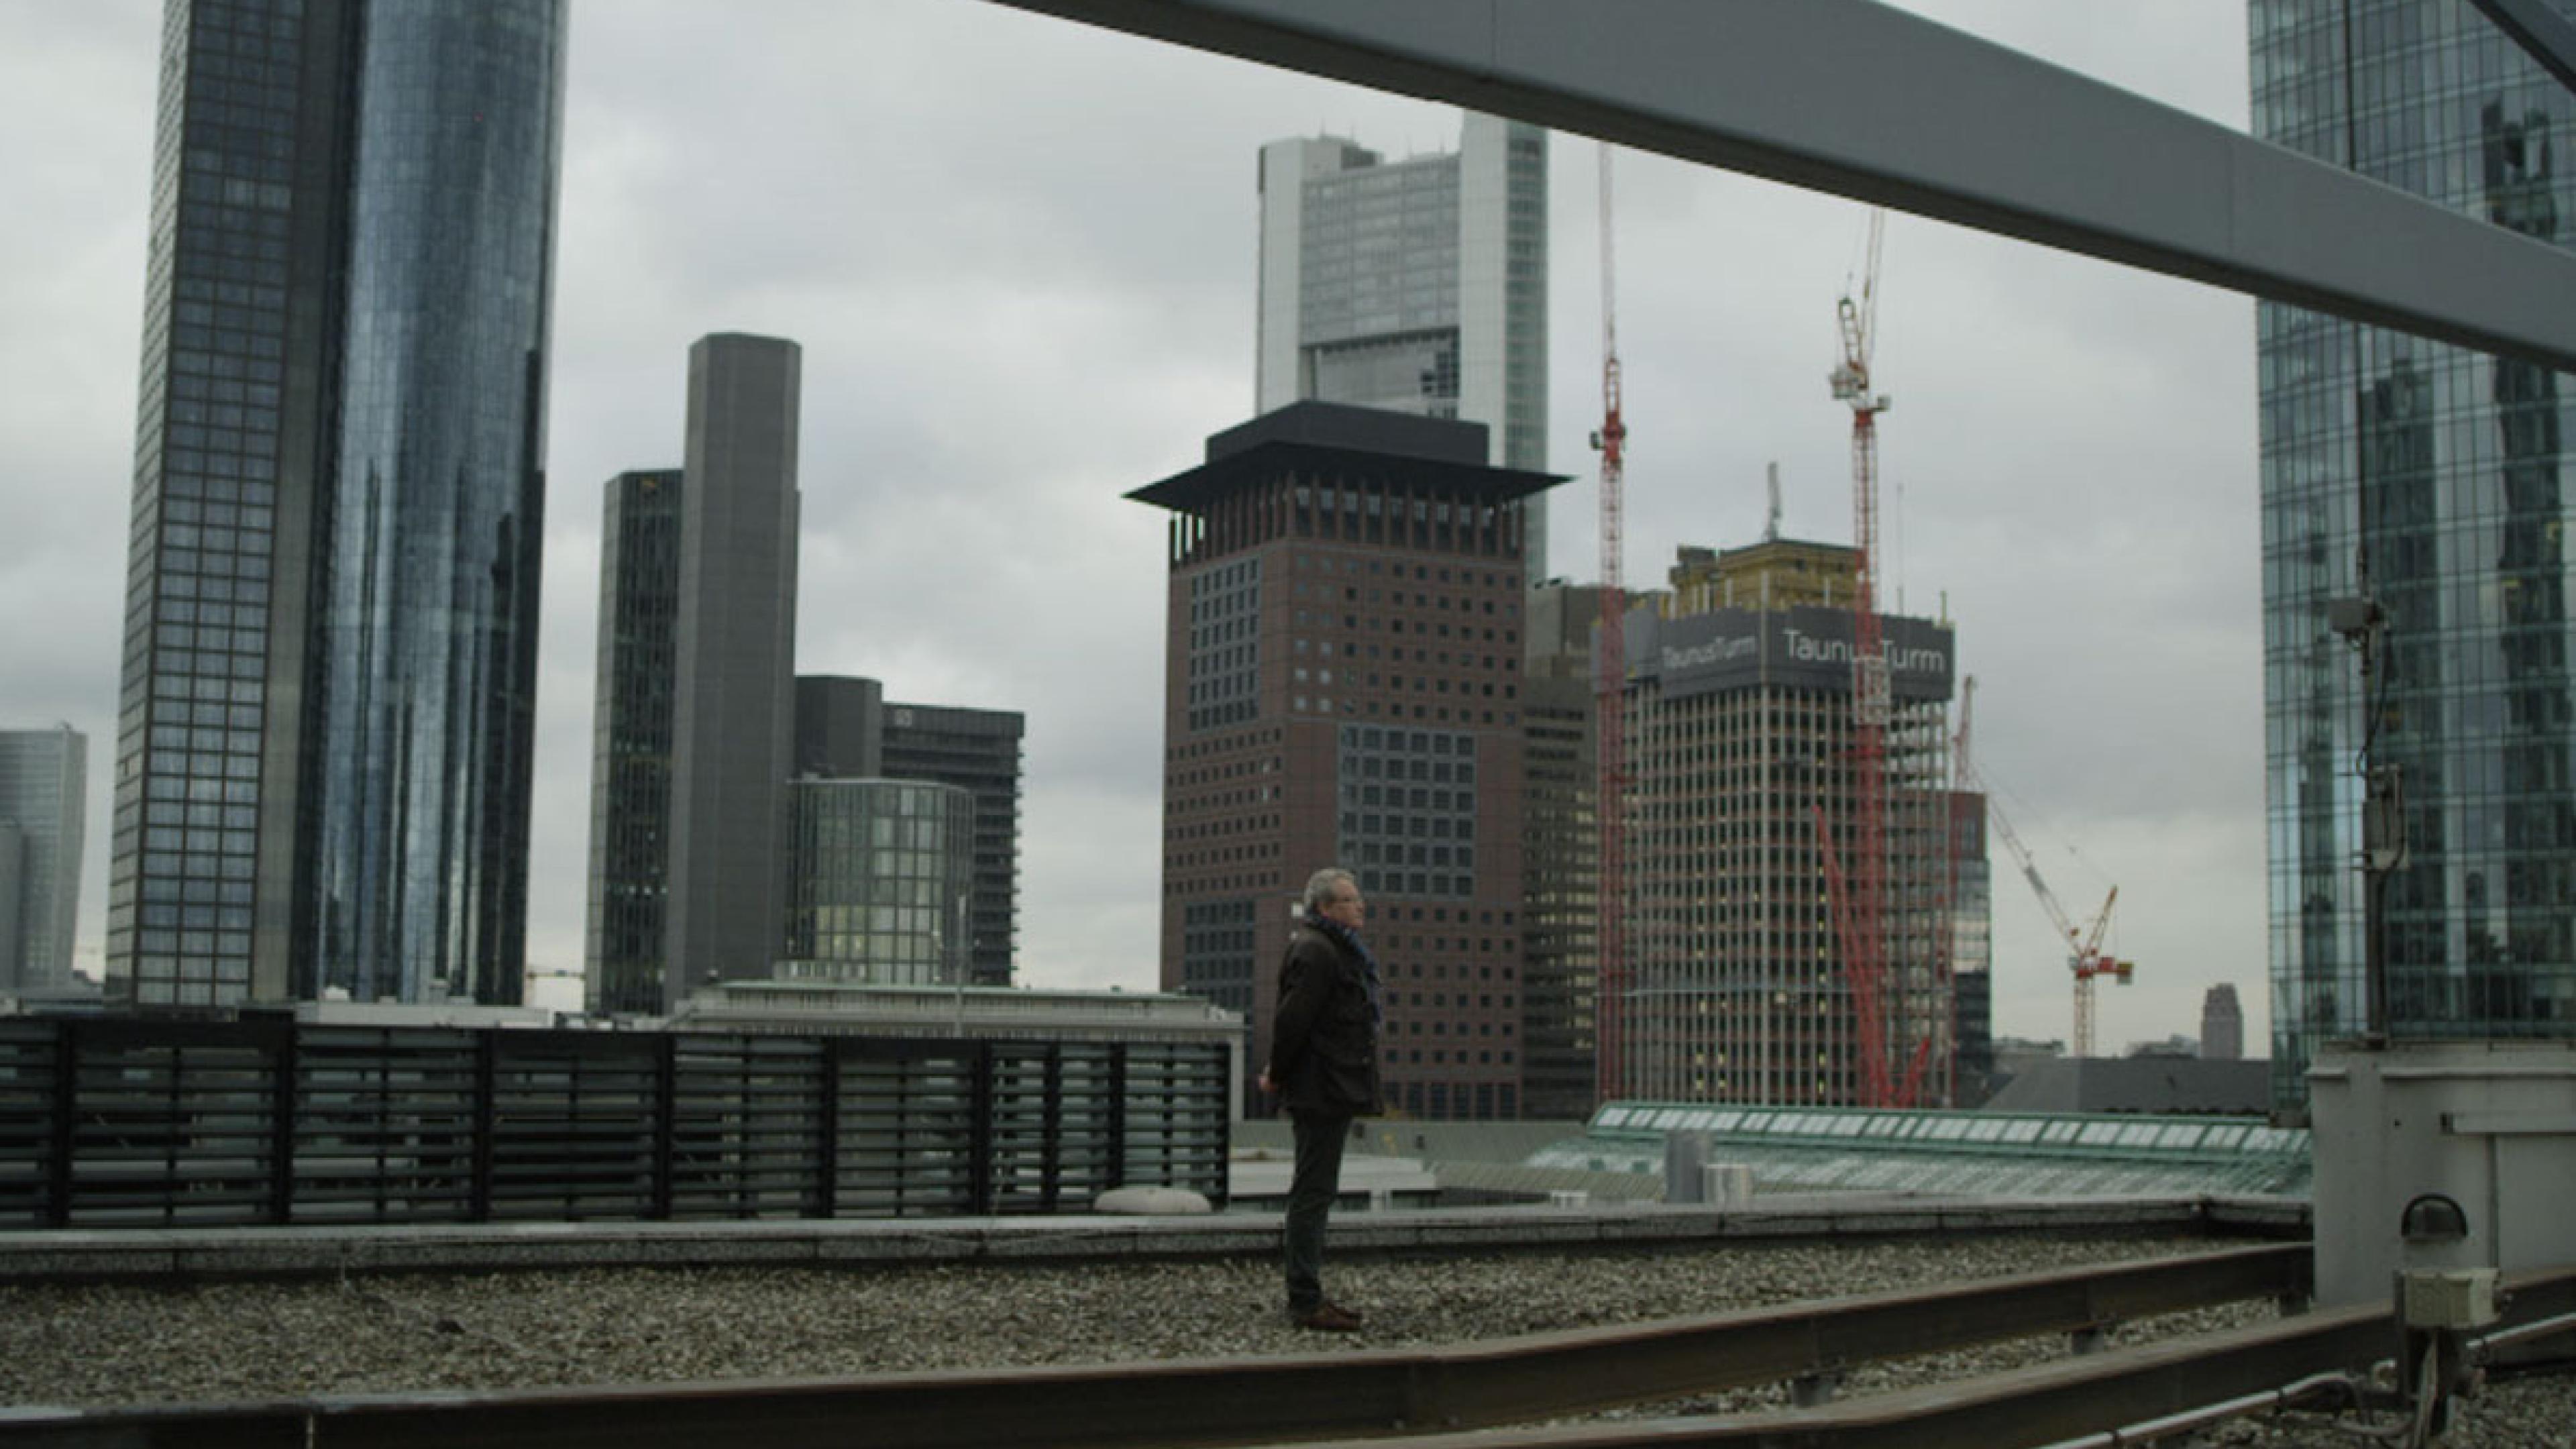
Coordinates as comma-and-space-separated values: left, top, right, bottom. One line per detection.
486, 1039, 661, 1221
8, 1023, 1236, 1229
66, 1037, 278, 1228
668, 1035, 828, 1219
0, 1021, 61, 1227
290, 1027, 480, 1224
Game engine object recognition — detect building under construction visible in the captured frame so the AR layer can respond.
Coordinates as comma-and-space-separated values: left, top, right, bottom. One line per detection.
1619, 538, 1958, 1107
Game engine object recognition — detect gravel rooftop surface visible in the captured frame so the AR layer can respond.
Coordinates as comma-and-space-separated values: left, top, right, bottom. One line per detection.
3, 1232, 2568, 1444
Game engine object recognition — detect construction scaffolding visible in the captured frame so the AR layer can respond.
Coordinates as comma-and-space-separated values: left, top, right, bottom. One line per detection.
1620, 541, 1957, 1108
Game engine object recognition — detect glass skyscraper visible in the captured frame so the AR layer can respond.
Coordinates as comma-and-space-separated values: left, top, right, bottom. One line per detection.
2251, 0, 2576, 1110
1256, 113, 1550, 581
587, 470, 684, 1018
794, 677, 1026, 989
0, 727, 89, 992
108, 0, 566, 1008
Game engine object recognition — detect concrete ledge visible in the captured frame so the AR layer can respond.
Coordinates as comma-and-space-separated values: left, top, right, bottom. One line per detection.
0, 1196, 2310, 1283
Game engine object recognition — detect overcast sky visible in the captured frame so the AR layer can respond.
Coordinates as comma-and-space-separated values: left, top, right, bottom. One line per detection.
1, 1, 2267, 1055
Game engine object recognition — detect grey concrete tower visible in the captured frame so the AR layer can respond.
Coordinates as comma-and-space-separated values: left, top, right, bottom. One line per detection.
665, 335, 802, 1000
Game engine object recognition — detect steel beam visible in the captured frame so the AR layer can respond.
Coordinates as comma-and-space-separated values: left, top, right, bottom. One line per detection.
2469, 0, 2576, 99
983, 0, 2576, 373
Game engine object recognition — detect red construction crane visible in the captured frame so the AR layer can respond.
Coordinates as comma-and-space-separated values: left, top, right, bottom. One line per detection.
1951, 678, 2134, 1057
1827, 209, 1907, 1107
1591, 142, 1630, 1106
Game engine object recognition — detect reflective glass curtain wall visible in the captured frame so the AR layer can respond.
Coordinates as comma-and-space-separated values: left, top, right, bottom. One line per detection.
2251, 0, 2576, 1111
109, 0, 565, 1010
309, 0, 565, 1003
109, 0, 358, 1008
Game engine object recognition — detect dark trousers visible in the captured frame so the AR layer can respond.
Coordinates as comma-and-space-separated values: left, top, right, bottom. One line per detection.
1284, 1108, 1354, 1312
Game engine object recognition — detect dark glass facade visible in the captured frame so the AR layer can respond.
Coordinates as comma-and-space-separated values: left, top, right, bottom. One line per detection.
108, 0, 566, 1008
586, 470, 683, 1016
1947, 791, 1993, 1104
2251, 0, 2576, 1110
881, 703, 1025, 988
1519, 582, 1603, 1121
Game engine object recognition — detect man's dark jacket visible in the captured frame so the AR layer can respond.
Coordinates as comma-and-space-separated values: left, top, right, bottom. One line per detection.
1269, 921, 1381, 1116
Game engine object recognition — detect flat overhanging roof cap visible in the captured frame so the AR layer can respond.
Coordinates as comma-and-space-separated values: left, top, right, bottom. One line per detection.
1130, 402, 1568, 514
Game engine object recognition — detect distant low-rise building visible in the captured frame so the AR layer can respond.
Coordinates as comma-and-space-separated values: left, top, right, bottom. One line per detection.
1980, 1055, 2273, 1117
669, 978, 1248, 1108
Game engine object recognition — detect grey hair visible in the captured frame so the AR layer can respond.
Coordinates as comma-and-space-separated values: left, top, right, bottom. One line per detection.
1303, 867, 1358, 912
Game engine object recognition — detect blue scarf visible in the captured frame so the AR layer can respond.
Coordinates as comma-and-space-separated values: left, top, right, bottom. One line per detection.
1305, 910, 1384, 1030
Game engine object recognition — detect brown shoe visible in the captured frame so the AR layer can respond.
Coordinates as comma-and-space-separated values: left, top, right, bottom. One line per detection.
1324, 1299, 1364, 1325
1291, 1302, 1362, 1332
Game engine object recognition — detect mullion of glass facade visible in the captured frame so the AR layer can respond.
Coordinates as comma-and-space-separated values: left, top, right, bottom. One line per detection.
2252, 0, 2576, 1112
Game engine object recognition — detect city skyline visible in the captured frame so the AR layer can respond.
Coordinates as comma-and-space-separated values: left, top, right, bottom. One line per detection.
7, 2, 2265, 1051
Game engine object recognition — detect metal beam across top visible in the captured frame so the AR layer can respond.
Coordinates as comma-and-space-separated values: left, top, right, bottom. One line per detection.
2468, 0, 2576, 99
984, 0, 2576, 373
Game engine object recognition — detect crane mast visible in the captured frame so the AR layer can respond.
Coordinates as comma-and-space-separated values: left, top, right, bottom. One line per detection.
1829, 210, 1902, 1106
1592, 143, 1630, 1106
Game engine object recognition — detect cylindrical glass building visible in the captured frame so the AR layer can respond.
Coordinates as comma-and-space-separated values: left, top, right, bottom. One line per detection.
783, 780, 978, 987
308, 0, 568, 1002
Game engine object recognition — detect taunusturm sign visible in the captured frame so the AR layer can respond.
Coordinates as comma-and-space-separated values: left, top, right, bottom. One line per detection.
1629, 605, 1955, 702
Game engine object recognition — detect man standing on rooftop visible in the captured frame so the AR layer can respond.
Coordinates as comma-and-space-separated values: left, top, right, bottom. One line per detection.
1259, 866, 1383, 1331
